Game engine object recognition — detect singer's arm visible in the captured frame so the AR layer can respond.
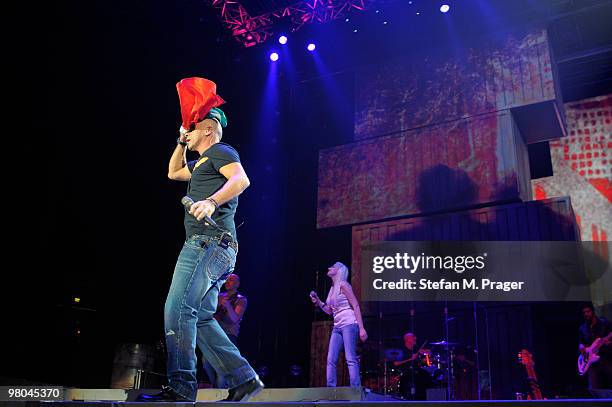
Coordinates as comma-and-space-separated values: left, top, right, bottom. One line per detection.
189, 162, 250, 221
168, 143, 192, 181
341, 281, 368, 341
318, 300, 332, 315
318, 291, 333, 315
222, 297, 247, 324
212, 163, 250, 204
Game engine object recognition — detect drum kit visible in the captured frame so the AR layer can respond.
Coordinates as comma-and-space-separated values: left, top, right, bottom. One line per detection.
362, 340, 460, 399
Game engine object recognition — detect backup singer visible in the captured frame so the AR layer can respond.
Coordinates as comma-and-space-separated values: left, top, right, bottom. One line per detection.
310, 262, 368, 387
203, 274, 248, 388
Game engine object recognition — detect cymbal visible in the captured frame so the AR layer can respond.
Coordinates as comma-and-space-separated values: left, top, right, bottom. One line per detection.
384, 348, 404, 361
429, 340, 460, 346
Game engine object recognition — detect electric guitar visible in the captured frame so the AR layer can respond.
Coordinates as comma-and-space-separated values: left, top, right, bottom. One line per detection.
518, 349, 543, 400
578, 332, 612, 376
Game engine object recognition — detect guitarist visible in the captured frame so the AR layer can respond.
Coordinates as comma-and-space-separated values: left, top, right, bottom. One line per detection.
578, 304, 612, 391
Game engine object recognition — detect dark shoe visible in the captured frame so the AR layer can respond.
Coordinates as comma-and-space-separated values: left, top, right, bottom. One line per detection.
135, 385, 191, 402
220, 377, 264, 402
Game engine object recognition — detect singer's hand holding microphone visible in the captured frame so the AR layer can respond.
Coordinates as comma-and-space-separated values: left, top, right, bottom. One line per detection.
189, 199, 215, 222
181, 196, 218, 228
309, 291, 320, 306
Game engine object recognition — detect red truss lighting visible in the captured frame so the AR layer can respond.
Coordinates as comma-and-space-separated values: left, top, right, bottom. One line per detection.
207, 0, 381, 47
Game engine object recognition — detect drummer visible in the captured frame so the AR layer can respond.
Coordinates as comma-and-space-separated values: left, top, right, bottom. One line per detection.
393, 333, 430, 368
392, 332, 431, 400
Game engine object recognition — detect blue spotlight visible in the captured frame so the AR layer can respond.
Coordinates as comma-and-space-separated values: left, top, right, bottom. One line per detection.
279, 35, 288, 45
307, 43, 316, 52
270, 52, 279, 62
440, 4, 450, 13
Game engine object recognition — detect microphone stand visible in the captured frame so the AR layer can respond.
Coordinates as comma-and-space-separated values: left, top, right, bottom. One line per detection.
473, 301, 481, 400
379, 308, 386, 395
313, 270, 319, 320
443, 302, 454, 401
409, 303, 416, 399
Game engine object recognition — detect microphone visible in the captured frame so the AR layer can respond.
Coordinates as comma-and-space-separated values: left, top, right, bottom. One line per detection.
310, 291, 320, 306
181, 196, 219, 228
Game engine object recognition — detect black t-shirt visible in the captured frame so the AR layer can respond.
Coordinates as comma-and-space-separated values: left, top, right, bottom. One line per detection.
185, 142, 240, 239
398, 349, 418, 371
579, 317, 612, 359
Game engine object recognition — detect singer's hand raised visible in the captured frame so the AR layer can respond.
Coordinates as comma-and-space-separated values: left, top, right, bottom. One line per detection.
190, 199, 215, 222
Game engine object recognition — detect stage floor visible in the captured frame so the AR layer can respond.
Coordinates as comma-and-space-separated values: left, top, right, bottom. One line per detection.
8, 399, 612, 406
4, 387, 611, 406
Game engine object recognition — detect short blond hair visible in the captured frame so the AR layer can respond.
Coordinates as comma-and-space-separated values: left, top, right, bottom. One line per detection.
333, 262, 349, 282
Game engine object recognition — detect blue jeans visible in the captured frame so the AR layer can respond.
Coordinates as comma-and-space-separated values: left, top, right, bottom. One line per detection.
203, 334, 238, 388
326, 323, 361, 387
164, 234, 256, 401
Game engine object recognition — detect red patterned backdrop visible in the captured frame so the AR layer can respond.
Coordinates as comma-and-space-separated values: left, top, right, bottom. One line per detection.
532, 94, 612, 242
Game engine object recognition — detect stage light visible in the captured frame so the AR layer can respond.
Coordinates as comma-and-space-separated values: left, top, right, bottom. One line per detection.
74, 297, 81, 303
345, 18, 350, 22
353, 29, 358, 33
383, 21, 388, 25
307, 43, 316, 51
440, 4, 450, 13
279, 35, 288, 45
270, 52, 279, 61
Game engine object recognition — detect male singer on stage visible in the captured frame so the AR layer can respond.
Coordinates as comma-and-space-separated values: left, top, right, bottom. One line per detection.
138, 78, 263, 402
